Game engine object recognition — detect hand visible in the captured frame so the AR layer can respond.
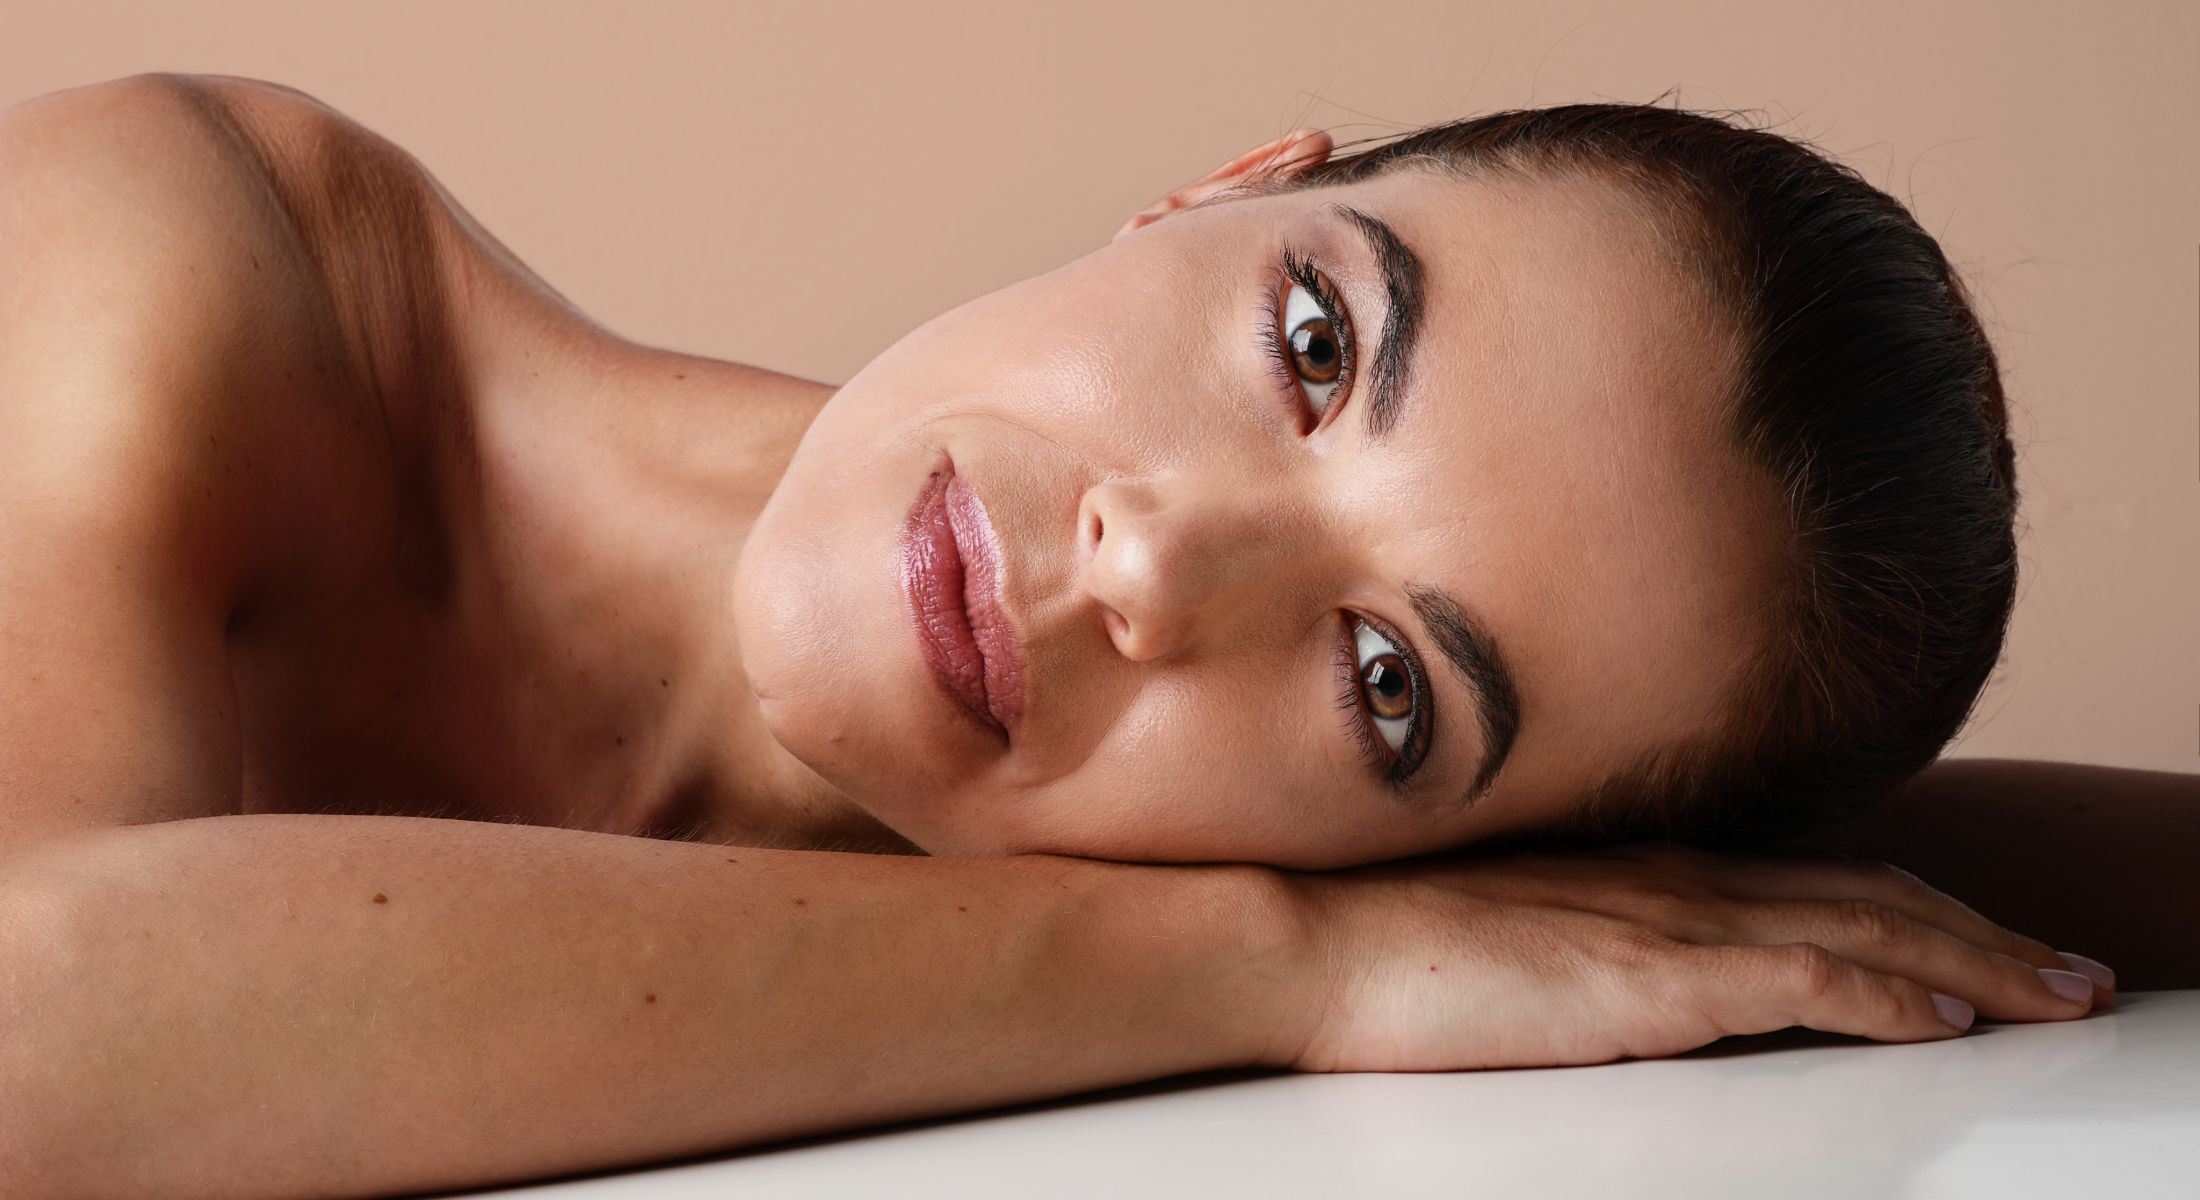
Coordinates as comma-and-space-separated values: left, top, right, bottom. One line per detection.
1273, 843, 2113, 1073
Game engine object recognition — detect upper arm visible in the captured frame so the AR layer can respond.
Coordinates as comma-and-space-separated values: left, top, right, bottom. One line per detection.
0, 73, 434, 857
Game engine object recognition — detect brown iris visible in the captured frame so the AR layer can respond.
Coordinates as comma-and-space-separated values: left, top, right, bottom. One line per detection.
1288, 316, 1342, 384
1360, 654, 1411, 720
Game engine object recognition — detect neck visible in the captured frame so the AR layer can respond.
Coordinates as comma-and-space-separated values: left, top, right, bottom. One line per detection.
457, 308, 917, 853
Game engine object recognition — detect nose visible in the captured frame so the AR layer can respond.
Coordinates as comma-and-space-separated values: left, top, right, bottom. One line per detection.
1075, 473, 1292, 662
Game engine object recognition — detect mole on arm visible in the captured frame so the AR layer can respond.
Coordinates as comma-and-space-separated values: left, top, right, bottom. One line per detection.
372, 893, 389, 905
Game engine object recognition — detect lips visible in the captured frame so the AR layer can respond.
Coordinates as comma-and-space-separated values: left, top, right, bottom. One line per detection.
900, 459, 1025, 740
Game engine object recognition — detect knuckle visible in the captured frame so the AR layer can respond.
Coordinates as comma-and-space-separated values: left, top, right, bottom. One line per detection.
1835, 897, 1909, 950
1779, 943, 1843, 998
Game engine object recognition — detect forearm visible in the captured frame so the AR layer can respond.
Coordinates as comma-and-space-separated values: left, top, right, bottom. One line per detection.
0, 815, 1304, 1198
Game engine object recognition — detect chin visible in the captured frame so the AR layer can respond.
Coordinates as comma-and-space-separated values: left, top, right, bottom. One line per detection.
730, 474, 1005, 855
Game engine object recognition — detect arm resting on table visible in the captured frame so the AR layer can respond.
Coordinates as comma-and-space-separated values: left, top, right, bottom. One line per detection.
1808, 757, 2200, 990
0, 815, 1303, 1198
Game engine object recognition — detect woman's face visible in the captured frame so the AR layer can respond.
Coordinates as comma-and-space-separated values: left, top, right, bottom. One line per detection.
731, 149, 1784, 869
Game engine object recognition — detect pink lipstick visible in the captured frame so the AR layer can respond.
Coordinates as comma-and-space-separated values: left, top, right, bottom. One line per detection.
900, 459, 1025, 740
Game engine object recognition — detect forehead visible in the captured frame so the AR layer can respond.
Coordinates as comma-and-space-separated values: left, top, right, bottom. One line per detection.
1307, 166, 1784, 808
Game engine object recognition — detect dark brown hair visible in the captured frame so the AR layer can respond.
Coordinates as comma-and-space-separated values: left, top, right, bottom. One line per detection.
1239, 101, 2020, 848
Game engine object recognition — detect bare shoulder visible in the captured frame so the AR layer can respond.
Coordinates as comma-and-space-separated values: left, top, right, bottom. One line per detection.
0, 73, 428, 551
0, 73, 457, 855
0, 73, 811, 853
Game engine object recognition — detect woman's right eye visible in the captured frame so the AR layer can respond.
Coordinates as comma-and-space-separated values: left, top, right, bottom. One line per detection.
1259, 250, 1356, 431
1351, 618, 1417, 757
1279, 282, 1347, 419
1330, 613, 1429, 788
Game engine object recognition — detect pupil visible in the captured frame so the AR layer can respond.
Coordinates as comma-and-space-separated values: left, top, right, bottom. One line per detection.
1361, 654, 1411, 719
1291, 320, 1340, 383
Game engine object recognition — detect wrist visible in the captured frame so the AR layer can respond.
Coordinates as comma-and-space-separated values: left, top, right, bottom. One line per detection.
1072, 857, 1318, 1074
1200, 862, 1329, 1071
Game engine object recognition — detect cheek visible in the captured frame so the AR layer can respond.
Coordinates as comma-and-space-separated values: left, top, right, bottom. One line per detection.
895, 252, 1246, 469
1002, 668, 1370, 864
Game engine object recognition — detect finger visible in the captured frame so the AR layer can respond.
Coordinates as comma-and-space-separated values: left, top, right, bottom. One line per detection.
1688, 941, 1973, 1044
2053, 951, 2118, 1004
1700, 897, 2096, 1023
1705, 857, 2078, 978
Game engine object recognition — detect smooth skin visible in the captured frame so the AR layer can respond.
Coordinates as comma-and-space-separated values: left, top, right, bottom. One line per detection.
0, 74, 2165, 1198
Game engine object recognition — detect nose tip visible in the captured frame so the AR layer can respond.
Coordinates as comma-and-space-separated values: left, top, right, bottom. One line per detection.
1098, 606, 1173, 663
1089, 553, 1191, 663
1076, 477, 1220, 663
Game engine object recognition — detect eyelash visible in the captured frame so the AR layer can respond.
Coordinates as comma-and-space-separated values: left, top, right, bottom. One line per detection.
1254, 248, 1357, 435
1256, 247, 1430, 789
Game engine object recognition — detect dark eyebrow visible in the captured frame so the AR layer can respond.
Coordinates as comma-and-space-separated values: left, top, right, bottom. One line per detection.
1328, 203, 1425, 440
1406, 584, 1521, 809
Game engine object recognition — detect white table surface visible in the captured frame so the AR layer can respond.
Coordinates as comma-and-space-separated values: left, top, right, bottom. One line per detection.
474, 989, 2200, 1199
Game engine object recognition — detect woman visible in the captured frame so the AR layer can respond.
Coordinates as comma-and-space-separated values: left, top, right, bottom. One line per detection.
0, 73, 2163, 1197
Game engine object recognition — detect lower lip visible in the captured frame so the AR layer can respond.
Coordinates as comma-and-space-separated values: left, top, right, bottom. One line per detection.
900, 460, 1023, 740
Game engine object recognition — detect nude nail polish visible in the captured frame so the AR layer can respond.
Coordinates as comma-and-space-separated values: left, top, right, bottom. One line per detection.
2040, 968, 2095, 1004
1931, 992, 1975, 1031
2056, 952, 2115, 990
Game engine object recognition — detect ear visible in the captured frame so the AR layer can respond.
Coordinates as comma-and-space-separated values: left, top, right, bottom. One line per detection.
1111, 127, 1334, 243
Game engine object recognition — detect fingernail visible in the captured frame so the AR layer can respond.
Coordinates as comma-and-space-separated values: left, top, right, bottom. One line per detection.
2040, 968, 2094, 1004
2057, 952, 2115, 990
1931, 992, 1975, 1031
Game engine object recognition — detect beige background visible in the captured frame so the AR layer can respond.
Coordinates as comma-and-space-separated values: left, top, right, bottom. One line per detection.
4, 0, 2193, 772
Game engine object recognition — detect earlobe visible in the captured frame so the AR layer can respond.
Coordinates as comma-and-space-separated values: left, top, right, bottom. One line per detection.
1111, 127, 1334, 243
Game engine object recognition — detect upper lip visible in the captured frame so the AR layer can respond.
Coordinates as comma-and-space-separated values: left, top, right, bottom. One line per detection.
901, 457, 1027, 741
949, 470, 1026, 736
